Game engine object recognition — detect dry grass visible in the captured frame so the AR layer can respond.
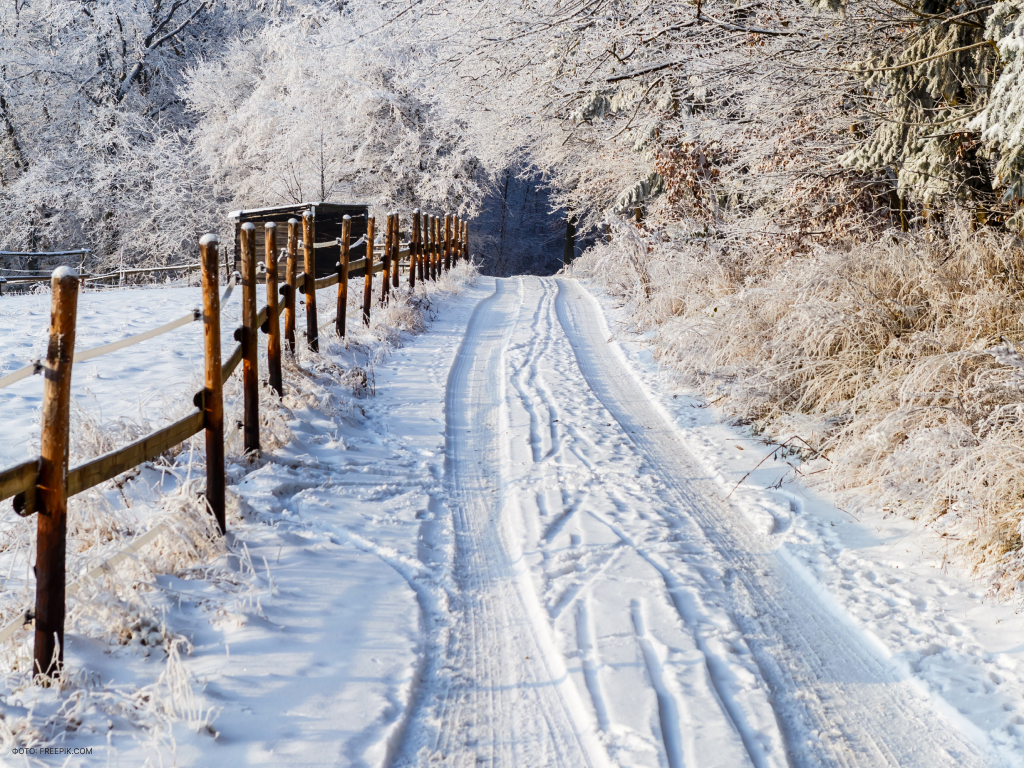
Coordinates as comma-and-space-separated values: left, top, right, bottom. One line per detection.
573, 214, 1024, 594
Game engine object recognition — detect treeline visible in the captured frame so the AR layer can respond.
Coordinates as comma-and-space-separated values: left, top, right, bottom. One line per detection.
6, 0, 1022, 262
0, 0, 480, 269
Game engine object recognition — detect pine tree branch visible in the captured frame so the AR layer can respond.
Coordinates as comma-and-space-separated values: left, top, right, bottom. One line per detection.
836, 40, 994, 74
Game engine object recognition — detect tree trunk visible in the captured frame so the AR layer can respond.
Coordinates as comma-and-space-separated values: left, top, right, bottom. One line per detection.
563, 214, 577, 265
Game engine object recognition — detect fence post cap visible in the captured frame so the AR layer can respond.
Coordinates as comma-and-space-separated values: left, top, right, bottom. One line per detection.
302, 211, 313, 220
51, 266, 78, 280
199, 233, 219, 246
240, 222, 256, 232
265, 221, 277, 230
288, 217, 299, 225
342, 214, 351, 221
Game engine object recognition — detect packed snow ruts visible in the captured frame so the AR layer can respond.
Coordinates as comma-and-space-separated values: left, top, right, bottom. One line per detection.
392, 276, 996, 767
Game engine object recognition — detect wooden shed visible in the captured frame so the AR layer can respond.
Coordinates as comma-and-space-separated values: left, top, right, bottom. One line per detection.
230, 203, 370, 279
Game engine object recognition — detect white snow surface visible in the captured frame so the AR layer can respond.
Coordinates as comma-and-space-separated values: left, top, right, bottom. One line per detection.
0, 275, 1022, 766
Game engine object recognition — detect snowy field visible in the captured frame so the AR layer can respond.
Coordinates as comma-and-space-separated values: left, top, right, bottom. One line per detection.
0, 273, 1022, 766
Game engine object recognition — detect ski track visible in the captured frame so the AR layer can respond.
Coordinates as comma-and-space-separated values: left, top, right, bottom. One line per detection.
395, 275, 991, 768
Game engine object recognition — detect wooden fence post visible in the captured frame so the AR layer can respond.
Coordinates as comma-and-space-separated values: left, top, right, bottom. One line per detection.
436, 215, 443, 277
265, 223, 283, 396
430, 215, 438, 280
463, 220, 470, 264
337, 215, 351, 338
284, 218, 298, 354
240, 223, 260, 455
199, 235, 226, 534
302, 211, 318, 353
444, 214, 452, 272
409, 209, 419, 289
382, 213, 393, 304
33, 267, 79, 679
363, 216, 375, 326
423, 215, 430, 281
415, 213, 424, 284
392, 213, 401, 290
454, 218, 462, 265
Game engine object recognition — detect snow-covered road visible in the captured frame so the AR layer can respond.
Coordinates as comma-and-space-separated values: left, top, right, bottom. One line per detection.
396, 276, 989, 767
2, 273, 1020, 766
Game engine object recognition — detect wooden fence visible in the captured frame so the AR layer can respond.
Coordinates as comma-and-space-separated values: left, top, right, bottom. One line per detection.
0, 257, 233, 294
0, 208, 467, 680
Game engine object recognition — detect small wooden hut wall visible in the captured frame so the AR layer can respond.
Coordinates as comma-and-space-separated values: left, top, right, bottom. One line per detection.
230, 203, 370, 278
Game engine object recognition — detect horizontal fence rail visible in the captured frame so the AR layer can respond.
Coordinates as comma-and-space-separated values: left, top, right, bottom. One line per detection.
0, 207, 470, 680
3, 262, 199, 284
0, 273, 237, 391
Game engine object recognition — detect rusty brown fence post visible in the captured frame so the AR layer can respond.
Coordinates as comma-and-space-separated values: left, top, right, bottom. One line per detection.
284, 218, 298, 354
382, 213, 393, 304
436, 215, 442, 273
454, 218, 462, 265
199, 235, 226, 534
409, 209, 419, 289
392, 213, 401, 290
430, 215, 438, 280
240, 223, 260, 454
444, 214, 452, 272
33, 267, 79, 679
416, 212, 425, 284
389, 212, 397, 295
452, 218, 459, 265
337, 215, 351, 338
265, 223, 283, 396
363, 216, 375, 326
302, 211, 318, 353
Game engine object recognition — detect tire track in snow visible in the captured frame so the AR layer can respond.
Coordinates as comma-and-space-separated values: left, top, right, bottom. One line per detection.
404, 278, 603, 767
631, 599, 686, 768
553, 277, 987, 768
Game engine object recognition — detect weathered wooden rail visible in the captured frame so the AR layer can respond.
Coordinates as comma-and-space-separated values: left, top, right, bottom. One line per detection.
0, 207, 469, 679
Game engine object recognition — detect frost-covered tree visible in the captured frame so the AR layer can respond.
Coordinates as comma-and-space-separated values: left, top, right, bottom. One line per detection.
184, 6, 483, 217
431, 0, 877, 245
0, 0, 245, 266
974, 0, 1024, 225
842, 0, 997, 215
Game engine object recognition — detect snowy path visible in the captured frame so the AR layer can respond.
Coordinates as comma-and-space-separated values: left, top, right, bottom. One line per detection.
0, 274, 1012, 766
399, 277, 988, 767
